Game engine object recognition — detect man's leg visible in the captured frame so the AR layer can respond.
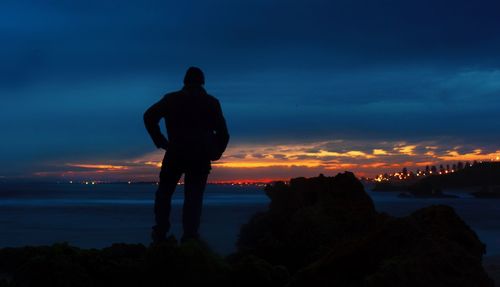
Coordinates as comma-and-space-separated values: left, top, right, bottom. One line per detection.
181, 170, 209, 241
152, 164, 183, 242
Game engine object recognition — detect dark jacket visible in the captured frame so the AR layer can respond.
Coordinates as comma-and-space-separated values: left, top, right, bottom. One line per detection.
144, 85, 230, 170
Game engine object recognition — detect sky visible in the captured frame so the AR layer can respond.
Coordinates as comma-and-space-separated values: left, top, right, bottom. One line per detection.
1, 0, 500, 182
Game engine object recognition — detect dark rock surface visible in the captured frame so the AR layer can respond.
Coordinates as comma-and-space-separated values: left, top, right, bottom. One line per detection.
237, 172, 378, 272
484, 256, 500, 287
290, 205, 490, 287
237, 172, 494, 287
472, 186, 500, 198
0, 239, 231, 287
407, 181, 459, 198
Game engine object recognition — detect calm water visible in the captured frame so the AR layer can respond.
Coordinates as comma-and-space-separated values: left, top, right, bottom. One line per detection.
0, 183, 498, 256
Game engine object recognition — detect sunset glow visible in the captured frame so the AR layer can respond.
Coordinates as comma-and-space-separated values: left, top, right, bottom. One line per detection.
30, 140, 500, 183
66, 164, 129, 170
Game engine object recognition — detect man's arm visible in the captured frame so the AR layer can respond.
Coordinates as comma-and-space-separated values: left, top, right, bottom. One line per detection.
213, 99, 230, 159
143, 96, 169, 149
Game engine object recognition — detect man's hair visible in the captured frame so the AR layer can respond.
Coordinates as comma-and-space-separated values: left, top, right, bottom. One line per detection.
183, 66, 205, 86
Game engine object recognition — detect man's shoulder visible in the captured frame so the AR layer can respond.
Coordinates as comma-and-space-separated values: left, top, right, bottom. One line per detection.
161, 89, 220, 105
205, 93, 220, 105
160, 90, 186, 105
162, 90, 184, 99
207, 93, 219, 101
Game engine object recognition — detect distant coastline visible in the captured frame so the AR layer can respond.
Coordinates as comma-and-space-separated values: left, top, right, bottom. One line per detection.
370, 162, 500, 198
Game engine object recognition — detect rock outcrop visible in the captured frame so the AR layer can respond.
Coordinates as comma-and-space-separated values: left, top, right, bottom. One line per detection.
237, 172, 378, 272
237, 172, 494, 287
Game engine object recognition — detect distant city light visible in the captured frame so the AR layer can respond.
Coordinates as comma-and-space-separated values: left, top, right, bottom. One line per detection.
369, 159, 496, 183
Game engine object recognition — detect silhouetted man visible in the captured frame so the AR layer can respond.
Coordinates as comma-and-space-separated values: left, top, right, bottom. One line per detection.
144, 67, 229, 243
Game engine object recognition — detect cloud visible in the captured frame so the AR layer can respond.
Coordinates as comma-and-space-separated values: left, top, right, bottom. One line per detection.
437, 149, 500, 162
373, 149, 388, 155
393, 145, 417, 156
3, 0, 500, 86
65, 164, 129, 171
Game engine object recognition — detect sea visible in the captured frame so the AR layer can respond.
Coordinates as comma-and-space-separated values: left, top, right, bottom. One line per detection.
0, 183, 498, 257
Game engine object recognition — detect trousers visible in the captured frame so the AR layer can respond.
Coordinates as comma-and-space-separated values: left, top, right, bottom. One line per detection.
152, 156, 210, 238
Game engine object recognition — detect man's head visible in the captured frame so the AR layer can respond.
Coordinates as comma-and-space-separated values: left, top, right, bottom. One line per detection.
183, 66, 205, 86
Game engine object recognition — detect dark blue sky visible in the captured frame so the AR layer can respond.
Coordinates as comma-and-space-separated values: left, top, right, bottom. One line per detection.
1, 0, 500, 180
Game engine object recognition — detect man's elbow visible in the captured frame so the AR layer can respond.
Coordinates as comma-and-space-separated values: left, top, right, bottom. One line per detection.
143, 109, 153, 126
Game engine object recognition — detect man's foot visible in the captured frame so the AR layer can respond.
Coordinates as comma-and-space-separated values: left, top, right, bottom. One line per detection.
180, 233, 201, 244
151, 229, 168, 245
180, 234, 212, 250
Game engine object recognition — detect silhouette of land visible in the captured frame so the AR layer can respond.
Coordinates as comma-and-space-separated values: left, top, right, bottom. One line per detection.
0, 173, 495, 286
371, 162, 500, 198
409, 162, 500, 198
473, 186, 500, 198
